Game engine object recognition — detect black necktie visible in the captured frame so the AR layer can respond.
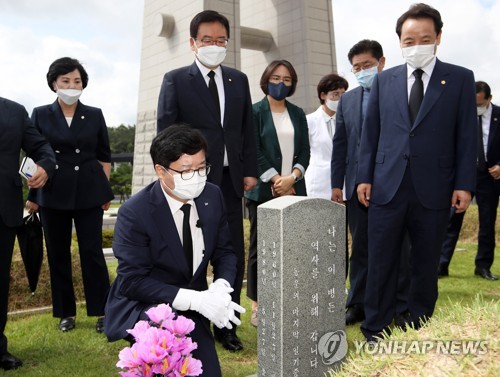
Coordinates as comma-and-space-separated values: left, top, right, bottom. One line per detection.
409, 69, 424, 124
207, 71, 220, 117
477, 115, 487, 171
180, 204, 193, 275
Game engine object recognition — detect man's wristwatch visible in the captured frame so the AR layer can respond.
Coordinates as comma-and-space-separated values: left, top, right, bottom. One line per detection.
291, 172, 299, 183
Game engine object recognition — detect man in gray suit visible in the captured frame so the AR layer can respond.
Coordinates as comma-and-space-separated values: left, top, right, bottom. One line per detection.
0, 97, 55, 370
331, 40, 410, 327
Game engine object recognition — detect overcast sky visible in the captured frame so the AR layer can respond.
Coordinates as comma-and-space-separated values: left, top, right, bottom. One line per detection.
0, 0, 498, 127
0, 0, 144, 127
333, 0, 499, 99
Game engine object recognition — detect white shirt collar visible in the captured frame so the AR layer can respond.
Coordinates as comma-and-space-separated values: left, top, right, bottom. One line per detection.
406, 56, 437, 79
484, 102, 492, 117
195, 58, 223, 78
319, 106, 334, 122
159, 180, 194, 216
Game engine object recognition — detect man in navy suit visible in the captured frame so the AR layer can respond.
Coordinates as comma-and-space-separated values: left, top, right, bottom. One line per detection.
356, 3, 477, 341
439, 81, 500, 280
104, 125, 244, 377
331, 40, 410, 327
157, 10, 257, 351
0, 97, 55, 370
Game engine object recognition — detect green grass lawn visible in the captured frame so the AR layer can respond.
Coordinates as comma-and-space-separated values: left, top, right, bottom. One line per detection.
3, 204, 498, 376
3, 241, 497, 376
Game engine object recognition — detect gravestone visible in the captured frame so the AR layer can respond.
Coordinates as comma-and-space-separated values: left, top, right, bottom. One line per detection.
257, 196, 347, 377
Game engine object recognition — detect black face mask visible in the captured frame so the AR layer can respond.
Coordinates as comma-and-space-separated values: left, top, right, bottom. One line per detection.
267, 82, 291, 101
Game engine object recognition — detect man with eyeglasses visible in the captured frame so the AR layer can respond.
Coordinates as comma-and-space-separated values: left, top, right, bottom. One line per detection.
104, 124, 243, 377
331, 40, 411, 329
356, 4, 476, 342
157, 10, 257, 352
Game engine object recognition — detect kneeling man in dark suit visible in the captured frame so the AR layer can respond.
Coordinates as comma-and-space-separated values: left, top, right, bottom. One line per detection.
104, 124, 244, 377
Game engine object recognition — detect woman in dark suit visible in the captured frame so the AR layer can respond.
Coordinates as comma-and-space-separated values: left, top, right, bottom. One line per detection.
26, 57, 113, 333
245, 59, 310, 327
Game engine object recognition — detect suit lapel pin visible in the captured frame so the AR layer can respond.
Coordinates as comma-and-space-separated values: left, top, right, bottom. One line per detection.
441, 80, 446, 85
228, 78, 232, 82
81, 115, 85, 119
204, 202, 208, 206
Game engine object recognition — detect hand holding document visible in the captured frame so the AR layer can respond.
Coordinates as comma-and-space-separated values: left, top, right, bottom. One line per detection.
19, 157, 37, 179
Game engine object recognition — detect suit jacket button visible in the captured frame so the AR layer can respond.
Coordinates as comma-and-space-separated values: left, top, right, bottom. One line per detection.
75, 149, 80, 153
74, 166, 80, 171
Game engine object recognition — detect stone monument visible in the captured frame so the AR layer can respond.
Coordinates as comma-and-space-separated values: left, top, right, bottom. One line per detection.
257, 196, 347, 376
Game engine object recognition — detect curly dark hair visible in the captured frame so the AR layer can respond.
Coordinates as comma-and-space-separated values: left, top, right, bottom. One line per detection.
46, 57, 89, 92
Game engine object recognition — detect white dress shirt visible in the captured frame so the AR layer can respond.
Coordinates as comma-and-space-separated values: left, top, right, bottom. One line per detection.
406, 56, 437, 100
161, 184, 205, 275
479, 103, 492, 161
195, 59, 228, 166
305, 106, 336, 199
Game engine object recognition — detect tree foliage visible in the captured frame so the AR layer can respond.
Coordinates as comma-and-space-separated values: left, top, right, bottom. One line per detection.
108, 124, 135, 154
108, 124, 135, 199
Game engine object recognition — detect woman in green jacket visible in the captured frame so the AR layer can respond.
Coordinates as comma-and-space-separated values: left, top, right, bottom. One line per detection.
245, 59, 310, 327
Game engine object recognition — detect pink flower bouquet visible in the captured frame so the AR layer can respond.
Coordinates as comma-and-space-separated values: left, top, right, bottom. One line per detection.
117, 303, 202, 377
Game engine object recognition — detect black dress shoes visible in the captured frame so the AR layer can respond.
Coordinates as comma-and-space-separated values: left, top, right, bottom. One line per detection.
96, 317, 105, 333
345, 305, 365, 325
0, 352, 23, 370
59, 317, 76, 332
393, 310, 411, 328
215, 331, 243, 352
437, 264, 449, 278
474, 268, 498, 281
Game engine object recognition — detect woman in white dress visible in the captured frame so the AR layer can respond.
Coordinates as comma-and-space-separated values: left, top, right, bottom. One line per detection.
305, 74, 348, 199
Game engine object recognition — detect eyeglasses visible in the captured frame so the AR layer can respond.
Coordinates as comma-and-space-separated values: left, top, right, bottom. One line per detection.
167, 164, 211, 180
351, 61, 378, 74
269, 75, 293, 85
327, 91, 344, 100
195, 37, 228, 47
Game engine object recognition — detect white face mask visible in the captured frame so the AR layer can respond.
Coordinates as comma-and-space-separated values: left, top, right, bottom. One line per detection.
401, 44, 435, 69
325, 99, 339, 112
354, 66, 378, 89
163, 170, 207, 200
56, 88, 82, 105
195, 45, 227, 68
477, 106, 487, 117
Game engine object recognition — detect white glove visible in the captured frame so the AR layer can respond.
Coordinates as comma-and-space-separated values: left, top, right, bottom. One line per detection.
208, 279, 246, 330
208, 278, 234, 295
188, 289, 232, 329
224, 301, 246, 330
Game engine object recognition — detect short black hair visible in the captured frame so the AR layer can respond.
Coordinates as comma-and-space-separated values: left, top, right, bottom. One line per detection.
259, 59, 298, 97
190, 10, 230, 39
46, 57, 89, 92
476, 81, 492, 99
396, 3, 443, 39
347, 40, 384, 64
316, 73, 349, 104
151, 124, 208, 168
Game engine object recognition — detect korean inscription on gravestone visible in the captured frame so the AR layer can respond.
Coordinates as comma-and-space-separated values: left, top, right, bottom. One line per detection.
258, 196, 347, 377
